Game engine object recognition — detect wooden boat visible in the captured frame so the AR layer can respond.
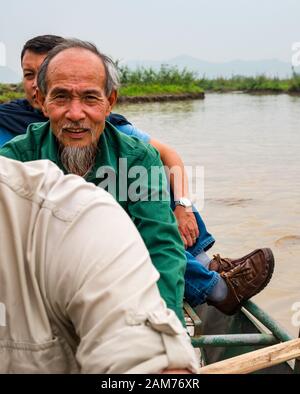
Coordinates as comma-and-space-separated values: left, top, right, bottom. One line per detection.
184, 300, 300, 374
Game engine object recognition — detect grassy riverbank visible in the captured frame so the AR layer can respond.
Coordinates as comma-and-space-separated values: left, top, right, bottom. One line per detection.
119, 83, 203, 96
118, 64, 300, 96
1, 65, 300, 103
198, 73, 300, 94
118, 65, 204, 98
0, 83, 24, 103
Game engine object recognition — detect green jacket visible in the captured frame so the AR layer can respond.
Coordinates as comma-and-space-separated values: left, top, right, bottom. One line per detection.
0, 121, 187, 322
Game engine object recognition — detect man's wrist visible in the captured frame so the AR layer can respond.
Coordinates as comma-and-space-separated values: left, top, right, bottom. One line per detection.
174, 197, 193, 208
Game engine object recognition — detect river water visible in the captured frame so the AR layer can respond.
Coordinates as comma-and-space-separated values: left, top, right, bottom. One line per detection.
116, 93, 300, 337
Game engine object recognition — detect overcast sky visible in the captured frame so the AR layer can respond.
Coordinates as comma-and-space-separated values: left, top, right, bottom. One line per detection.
1, 0, 299, 73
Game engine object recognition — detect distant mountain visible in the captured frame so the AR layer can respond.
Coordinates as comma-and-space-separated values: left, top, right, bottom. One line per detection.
124, 55, 300, 78
0, 66, 21, 83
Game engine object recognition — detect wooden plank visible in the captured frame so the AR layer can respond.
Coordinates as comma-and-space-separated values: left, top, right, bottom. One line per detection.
198, 338, 300, 374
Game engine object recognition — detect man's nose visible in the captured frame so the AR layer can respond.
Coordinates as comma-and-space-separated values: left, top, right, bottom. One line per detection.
66, 99, 85, 121
32, 76, 38, 90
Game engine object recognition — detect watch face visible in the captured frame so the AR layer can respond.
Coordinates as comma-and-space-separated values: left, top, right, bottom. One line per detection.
179, 198, 192, 207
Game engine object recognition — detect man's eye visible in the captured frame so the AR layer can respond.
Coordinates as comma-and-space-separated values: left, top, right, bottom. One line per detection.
84, 96, 98, 102
54, 94, 67, 101
23, 73, 34, 80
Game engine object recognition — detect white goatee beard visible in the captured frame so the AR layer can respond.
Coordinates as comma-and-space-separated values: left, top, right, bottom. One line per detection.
60, 144, 98, 177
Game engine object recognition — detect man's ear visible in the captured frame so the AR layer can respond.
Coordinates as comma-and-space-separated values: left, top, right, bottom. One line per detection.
107, 90, 118, 112
35, 88, 48, 117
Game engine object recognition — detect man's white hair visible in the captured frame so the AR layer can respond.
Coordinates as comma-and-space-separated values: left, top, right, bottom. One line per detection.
37, 38, 120, 97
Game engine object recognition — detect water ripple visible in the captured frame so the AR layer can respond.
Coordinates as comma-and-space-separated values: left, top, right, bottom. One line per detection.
207, 198, 254, 207
275, 235, 300, 247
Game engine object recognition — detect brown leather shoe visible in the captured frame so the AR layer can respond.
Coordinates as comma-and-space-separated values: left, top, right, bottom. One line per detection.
209, 248, 272, 273
208, 248, 274, 315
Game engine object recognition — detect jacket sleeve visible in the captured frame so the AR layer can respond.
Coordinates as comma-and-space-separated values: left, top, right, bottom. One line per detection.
116, 123, 151, 144
0, 142, 21, 160
0, 133, 32, 161
47, 188, 198, 373
126, 147, 187, 324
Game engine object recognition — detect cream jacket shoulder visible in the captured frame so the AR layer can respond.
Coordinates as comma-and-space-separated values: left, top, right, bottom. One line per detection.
0, 156, 199, 374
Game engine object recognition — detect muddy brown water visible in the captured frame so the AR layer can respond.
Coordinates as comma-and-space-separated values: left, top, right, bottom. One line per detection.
116, 92, 300, 337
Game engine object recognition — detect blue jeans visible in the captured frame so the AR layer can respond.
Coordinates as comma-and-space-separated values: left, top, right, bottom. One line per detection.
170, 195, 218, 307
185, 209, 219, 306
184, 251, 219, 306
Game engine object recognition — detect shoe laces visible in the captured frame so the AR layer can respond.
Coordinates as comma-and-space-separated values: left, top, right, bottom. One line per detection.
212, 254, 232, 270
221, 264, 252, 302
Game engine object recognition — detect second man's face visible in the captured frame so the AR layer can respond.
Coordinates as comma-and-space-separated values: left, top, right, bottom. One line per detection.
40, 48, 115, 148
22, 50, 47, 109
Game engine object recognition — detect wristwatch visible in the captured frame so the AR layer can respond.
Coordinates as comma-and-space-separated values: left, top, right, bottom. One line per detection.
174, 197, 193, 208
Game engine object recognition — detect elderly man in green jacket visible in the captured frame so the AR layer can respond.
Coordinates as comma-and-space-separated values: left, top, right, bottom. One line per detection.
1, 39, 187, 322
0, 39, 274, 323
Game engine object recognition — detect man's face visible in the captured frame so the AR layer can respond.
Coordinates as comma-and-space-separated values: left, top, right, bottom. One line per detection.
40, 48, 115, 148
22, 50, 47, 109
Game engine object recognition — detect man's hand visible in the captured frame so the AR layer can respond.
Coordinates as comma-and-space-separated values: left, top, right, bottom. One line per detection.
162, 369, 192, 374
174, 206, 199, 249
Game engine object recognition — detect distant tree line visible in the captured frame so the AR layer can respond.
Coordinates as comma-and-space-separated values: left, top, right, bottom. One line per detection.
0, 65, 300, 103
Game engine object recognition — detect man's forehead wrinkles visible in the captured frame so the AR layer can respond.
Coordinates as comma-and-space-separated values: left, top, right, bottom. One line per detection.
49, 85, 102, 95
48, 71, 105, 88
